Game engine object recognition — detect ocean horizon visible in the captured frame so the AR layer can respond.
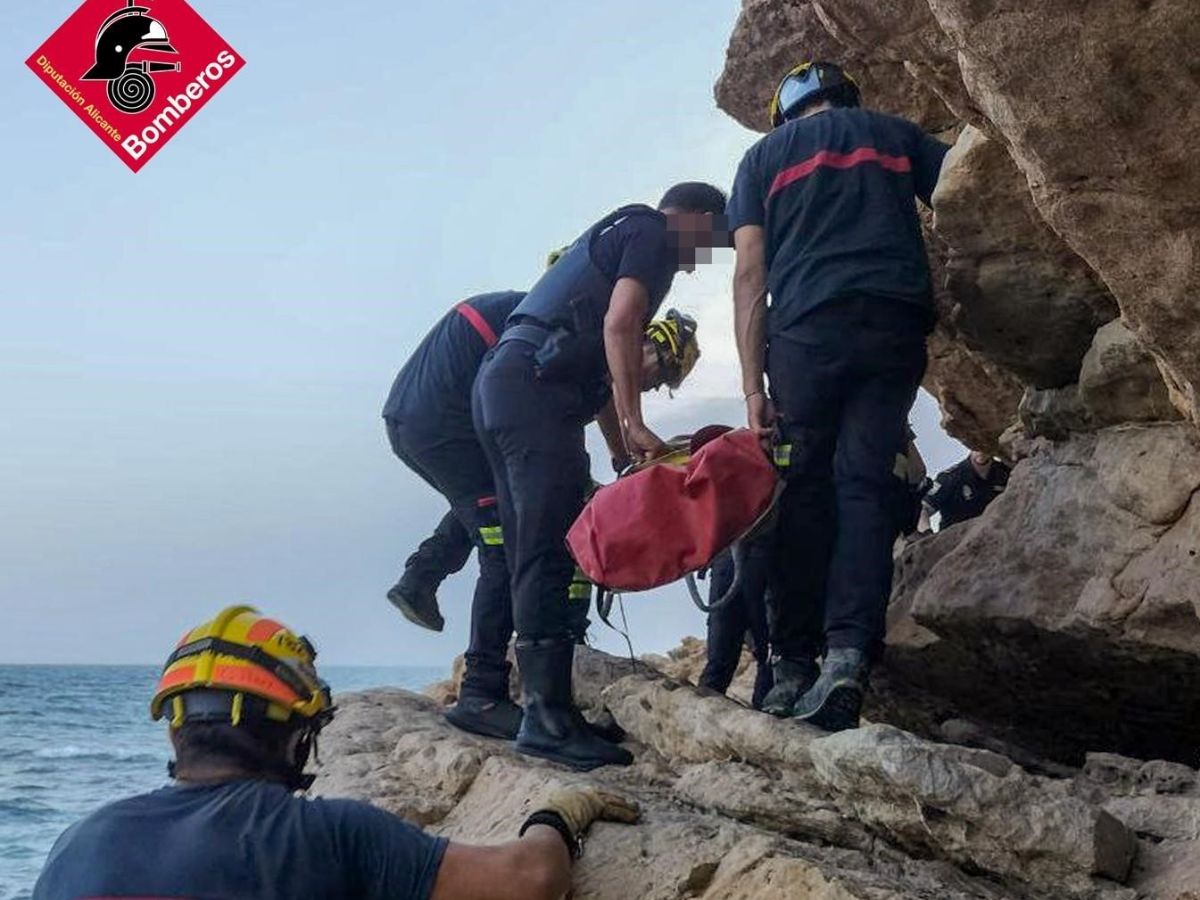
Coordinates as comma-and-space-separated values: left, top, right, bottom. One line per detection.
0, 663, 447, 900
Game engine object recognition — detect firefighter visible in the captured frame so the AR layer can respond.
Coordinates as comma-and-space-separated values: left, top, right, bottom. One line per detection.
384, 291, 527, 635
697, 538, 774, 710
384, 290, 701, 741
474, 183, 727, 769
728, 62, 950, 731
922, 450, 1010, 530
33, 606, 640, 900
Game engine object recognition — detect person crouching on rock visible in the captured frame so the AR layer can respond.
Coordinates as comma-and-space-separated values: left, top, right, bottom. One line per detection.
32, 605, 639, 900
728, 61, 950, 731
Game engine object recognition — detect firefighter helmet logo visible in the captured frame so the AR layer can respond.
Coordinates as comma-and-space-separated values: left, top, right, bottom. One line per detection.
81, 0, 181, 114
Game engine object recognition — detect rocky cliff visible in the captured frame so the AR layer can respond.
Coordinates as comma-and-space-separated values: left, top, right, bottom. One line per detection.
315, 4, 1200, 897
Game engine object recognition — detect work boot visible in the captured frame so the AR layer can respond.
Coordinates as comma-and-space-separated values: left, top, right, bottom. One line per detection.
793, 648, 869, 732
514, 638, 633, 771
445, 690, 524, 740
386, 573, 445, 633
760, 657, 820, 717
585, 709, 627, 744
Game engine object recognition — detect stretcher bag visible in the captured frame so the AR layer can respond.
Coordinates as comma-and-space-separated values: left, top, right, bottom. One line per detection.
567, 427, 779, 593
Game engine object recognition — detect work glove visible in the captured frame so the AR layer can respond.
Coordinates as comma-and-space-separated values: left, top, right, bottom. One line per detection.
531, 786, 640, 837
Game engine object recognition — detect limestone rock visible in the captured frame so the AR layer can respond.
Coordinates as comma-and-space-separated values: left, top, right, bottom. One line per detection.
715, 0, 955, 134
922, 0, 1200, 425
1079, 320, 1181, 427
883, 424, 1200, 764
933, 127, 1118, 389
809, 725, 1136, 887
317, 670, 1149, 899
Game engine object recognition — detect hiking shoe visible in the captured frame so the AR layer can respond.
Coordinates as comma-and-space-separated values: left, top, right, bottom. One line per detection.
445, 693, 523, 741
793, 648, 868, 732
760, 657, 820, 717
386, 576, 445, 632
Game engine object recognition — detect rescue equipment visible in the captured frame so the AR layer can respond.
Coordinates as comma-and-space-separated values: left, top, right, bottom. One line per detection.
768, 61, 862, 128
567, 427, 780, 614
151, 605, 333, 729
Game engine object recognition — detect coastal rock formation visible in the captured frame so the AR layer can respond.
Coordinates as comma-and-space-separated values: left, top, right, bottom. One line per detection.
316, 7, 1200, 900
317, 648, 1200, 899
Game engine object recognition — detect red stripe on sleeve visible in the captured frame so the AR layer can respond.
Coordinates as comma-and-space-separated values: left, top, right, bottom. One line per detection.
456, 302, 500, 348
768, 148, 912, 198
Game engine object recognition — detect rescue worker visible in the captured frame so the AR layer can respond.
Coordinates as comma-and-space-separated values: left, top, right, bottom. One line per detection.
383, 286, 699, 741
33, 606, 639, 900
698, 538, 774, 710
474, 182, 728, 770
384, 291, 526, 635
447, 308, 700, 741
728, 61, 950, 731
922, 450, 1010, 530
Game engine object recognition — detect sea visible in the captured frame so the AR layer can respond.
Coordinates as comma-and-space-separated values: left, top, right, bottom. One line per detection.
0, 664, 445, 900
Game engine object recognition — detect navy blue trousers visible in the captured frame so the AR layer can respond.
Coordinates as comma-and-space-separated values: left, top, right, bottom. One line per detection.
386, 416, 513, 695
472, 341, 593, 643
766, 299, 927, 661
698, 542, 774, 709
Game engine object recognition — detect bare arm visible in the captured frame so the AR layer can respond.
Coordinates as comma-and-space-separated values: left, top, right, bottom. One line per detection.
595, 397, 631, 473
732, 226, 774, 442
604, 277, 663, 459
430, 828, 571, 900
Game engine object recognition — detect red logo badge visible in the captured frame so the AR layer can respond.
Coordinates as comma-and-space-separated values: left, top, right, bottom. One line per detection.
26, 0, 244, 172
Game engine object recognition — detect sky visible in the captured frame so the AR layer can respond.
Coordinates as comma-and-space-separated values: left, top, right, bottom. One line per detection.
0, 0, 965, 667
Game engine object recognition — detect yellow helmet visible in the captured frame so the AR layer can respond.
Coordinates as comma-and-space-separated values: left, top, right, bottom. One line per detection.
645, 309, 700, 390
150, 605, 333, 730
545, 245, 570, 269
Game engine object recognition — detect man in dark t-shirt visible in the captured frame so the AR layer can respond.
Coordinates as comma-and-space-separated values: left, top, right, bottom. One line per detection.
34, 605, 638, 900
474, 182, 726, 770
924, 451, 1011, 529
383, 290, 526, 639
729, 61, 949, 731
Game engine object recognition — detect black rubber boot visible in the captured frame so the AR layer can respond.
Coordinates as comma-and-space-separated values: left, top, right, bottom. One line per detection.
386, 573, 445, 633
445, 690, 523, 740
514, 638, 633, 771
760, 656, 820, 717
793, 648, 868, 732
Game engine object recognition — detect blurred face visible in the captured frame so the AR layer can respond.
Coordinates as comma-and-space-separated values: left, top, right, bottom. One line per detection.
640, 341, 667, 391
663, 210, 729, 272
970, 450, 993, 471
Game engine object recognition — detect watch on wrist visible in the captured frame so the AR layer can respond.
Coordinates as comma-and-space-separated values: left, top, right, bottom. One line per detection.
520, 810, 582, 859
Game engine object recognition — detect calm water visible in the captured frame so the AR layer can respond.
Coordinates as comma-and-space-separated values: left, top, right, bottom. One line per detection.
0, 664, 444, 900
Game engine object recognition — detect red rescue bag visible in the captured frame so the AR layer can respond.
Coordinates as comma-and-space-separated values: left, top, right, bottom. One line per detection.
567, 428, 779, 592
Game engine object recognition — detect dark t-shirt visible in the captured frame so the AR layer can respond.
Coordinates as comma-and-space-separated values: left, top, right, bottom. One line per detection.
33, 781, 448, 900
925, 457, 1011, 528
727, 107, 949, 336
588, 209, 678, 322
383, 290, 525, 430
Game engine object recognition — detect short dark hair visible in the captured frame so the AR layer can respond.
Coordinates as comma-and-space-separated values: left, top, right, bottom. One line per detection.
172, 719, 296, 779
658, 182, 727, 216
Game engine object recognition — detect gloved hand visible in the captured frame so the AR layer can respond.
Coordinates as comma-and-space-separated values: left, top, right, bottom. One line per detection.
531, 786, 640, 838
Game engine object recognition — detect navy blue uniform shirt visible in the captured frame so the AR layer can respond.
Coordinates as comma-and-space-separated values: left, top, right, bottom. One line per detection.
589, 209, 678, 322
383, 291, 525, 430
727, 107, 949, 336
925, 457, 1011, 529
33, 780, 448, 900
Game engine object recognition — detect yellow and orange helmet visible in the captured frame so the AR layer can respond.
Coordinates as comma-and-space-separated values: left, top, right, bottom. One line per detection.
150, 605, 333, 730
